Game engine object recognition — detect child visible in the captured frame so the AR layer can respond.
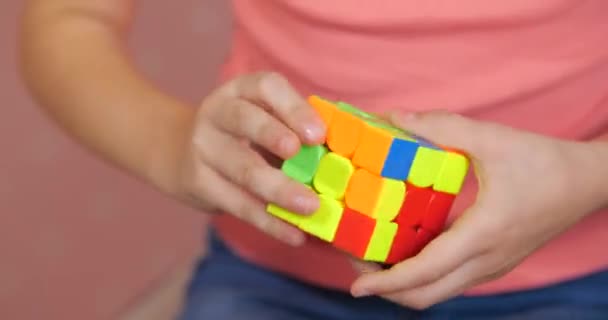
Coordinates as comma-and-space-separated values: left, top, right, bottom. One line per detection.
20, 1, 608, 319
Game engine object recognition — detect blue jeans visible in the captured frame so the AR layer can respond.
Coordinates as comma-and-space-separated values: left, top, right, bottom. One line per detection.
178, 230, 608, 319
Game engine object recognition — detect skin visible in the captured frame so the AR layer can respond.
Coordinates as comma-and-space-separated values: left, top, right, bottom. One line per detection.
19, 0, 325, 246
20, 0, 608, 311
350, 111, 608, 309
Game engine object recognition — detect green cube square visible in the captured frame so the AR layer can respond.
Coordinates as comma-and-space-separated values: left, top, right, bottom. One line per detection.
281, 144, 328, 185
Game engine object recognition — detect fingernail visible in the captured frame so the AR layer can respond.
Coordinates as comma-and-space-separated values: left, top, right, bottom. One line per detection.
304, 123, 325, 142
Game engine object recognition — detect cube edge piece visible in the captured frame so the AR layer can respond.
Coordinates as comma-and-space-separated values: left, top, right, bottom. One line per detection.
363, 221, 398, 263
326, 108, 364, 158
373, 177, 406, 221
281, 144, 328, 185
406, 146, 446, 188
298, 193, 344, 242
352, 122, 393, 176
381, 137, 419, 180
312, 151, 355, 200
266, 203, 305, 227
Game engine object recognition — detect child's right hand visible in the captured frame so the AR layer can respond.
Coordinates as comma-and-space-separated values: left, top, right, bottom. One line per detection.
176, 72, 326, 245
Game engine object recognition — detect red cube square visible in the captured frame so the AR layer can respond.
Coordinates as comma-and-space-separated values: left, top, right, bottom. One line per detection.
332, 207, 376, 259
394, 183, 433, 227
421, 191, 455, 233
385, 225, 417, 264
412, 228, 436, 255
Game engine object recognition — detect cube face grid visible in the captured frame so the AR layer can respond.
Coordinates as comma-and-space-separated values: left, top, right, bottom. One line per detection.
266, 95, 469, 264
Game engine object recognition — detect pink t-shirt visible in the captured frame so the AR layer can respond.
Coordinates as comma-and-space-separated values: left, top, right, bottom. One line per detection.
213, 1, 608, 295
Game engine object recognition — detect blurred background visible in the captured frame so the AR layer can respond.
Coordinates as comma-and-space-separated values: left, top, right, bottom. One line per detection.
1, 1, 231, 319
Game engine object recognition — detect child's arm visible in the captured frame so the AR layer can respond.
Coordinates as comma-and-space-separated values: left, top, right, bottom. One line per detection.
19, 0, 326, 245
20, 0, 191, 195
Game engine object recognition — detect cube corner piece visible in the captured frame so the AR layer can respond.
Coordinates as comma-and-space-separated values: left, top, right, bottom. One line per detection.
432, 151, 470, 195
307, 95, 337, 128
266, 203, 305, 227
298, 194, 344, 242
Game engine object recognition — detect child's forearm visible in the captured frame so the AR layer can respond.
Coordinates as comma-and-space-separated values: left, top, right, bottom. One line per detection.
20, 0, 195, 196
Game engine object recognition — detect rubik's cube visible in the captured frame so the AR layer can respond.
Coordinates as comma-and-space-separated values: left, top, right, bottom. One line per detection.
266, 95, 469, 264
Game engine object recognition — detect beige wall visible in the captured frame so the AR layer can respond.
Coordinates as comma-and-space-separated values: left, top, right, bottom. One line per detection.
1, 1, 232, 319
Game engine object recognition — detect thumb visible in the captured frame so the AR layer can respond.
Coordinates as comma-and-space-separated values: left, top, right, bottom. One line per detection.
388, 110, 482, 155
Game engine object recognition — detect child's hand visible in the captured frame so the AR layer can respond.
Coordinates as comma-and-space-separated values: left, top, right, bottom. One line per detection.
349, 111, 608, 309
176, 72, 326, 246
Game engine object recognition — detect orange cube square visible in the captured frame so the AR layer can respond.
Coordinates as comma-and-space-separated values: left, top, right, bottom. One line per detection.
326, 109, 363, 158
308, 95, 337, 128
352, 124, 393, 176
344, 169, 383, 218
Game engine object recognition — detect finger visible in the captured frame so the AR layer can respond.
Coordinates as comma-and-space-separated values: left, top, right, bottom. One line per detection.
228, 72, 326, 145
194, 163, 307, 246
197, 126, 319, 215
211, 98, 301, 160
387, 110, 486, 156
350, 221, 481, 297
380, 257, 485, 310
252, 143, 284, 169
350, 258, 383, 275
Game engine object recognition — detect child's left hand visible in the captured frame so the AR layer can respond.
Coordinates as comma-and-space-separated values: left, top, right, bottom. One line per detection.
349, 110, 608, 309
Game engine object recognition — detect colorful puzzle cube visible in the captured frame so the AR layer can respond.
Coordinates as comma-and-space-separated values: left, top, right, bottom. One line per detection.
266, 95, 469, 264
